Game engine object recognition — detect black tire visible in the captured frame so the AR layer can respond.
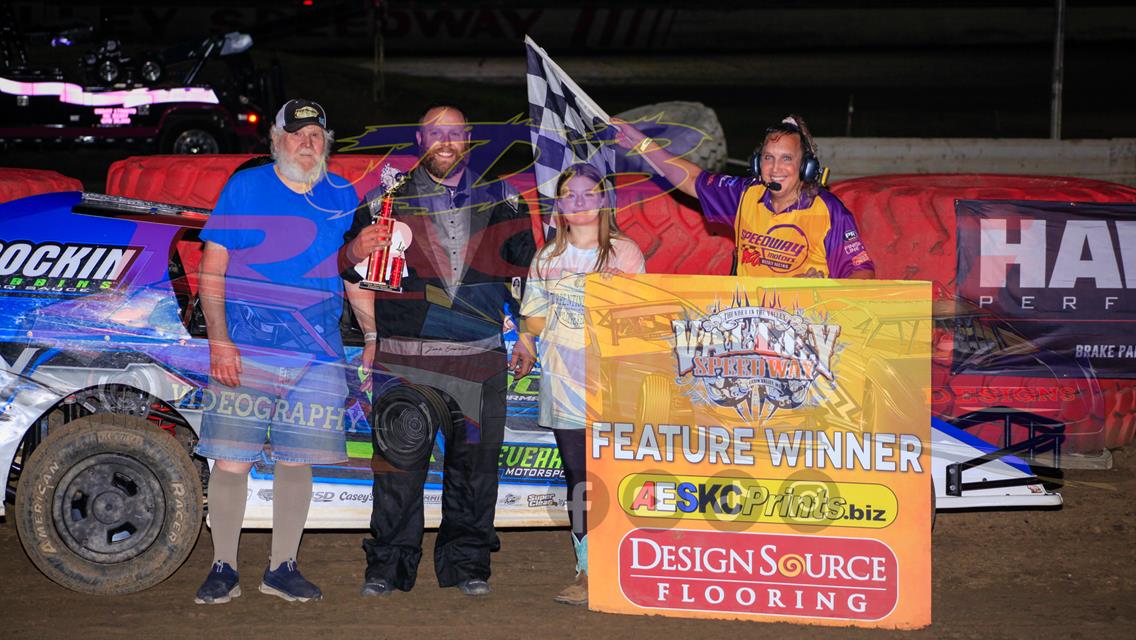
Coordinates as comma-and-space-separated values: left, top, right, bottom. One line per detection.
373, 384, 454, 471
161, 123, 224, 155
14, 414, 203, 595
614, 101, 728, 173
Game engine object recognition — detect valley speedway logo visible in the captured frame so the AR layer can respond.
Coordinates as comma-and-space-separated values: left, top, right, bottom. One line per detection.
671, 295, 841, 419
619, 528, 898, 620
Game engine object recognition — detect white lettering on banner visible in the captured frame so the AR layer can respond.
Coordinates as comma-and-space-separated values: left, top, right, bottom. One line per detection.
592, 423, 922, 472
630, 537, 756, 575
979, 218, 1047, 288
1118, 222, 1136, 286
1049, 221, 1123, 289
978, 218, 1136, 290
1075, 344, 1136, 358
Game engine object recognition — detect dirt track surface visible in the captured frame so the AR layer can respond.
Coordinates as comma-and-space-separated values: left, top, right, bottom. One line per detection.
4, 448, 1134, 640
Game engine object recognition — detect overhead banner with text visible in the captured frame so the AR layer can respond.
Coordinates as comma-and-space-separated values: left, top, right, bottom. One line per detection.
956, 200, 1136, 379
584, 275, 932, 629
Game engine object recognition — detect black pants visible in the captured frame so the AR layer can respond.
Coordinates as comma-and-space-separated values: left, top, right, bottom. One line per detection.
363, 349, 506, 590
554, 428, 588, 539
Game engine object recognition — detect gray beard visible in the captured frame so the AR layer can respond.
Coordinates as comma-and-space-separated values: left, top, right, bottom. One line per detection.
274, 151, 327, 185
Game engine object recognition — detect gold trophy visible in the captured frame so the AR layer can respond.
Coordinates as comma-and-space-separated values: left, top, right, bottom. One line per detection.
360, 167, 411, 292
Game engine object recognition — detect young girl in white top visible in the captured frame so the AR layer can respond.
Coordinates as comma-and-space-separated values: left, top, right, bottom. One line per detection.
519, 163, 646, 606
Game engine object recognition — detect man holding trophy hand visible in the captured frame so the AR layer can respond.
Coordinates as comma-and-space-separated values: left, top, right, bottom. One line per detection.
341, 105, 538, 599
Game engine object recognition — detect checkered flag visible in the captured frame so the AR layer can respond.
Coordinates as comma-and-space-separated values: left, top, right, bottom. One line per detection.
526, 36, 617, 233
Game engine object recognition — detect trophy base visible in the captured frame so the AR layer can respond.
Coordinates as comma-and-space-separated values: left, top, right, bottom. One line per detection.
359, 279, 403, 293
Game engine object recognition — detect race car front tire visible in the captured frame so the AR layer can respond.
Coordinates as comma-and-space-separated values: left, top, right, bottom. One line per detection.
372, 384, 456, 471
14, 414, 203, 595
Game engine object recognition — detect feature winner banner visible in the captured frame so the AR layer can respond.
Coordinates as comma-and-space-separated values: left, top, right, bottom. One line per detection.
584, 275, 931, 629
956, 200, 1136, 378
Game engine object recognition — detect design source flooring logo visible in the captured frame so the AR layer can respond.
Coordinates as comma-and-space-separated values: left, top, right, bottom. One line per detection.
619, 528, 898, 620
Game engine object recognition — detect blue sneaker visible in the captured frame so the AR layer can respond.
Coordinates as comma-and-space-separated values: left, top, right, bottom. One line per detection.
360, 576, 394, 597
259, 560, 323, 602
194, 561, 241, 605
457, 578, 492, 596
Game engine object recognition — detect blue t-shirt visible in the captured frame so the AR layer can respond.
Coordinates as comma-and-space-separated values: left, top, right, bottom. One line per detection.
199, 163, 358, 362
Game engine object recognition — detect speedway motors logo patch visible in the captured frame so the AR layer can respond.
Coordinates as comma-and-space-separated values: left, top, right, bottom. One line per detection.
619, 528, 898, 620
671, 298, 841, 419
738, 225, 810, 273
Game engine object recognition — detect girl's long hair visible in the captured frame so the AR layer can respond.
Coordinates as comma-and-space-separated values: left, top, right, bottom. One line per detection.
536, 163, 621, 279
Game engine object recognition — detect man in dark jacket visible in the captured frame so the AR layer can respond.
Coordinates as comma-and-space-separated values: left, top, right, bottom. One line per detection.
341, 105, 537, 597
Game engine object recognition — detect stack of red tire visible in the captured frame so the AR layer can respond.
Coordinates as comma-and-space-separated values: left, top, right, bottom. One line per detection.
0, 169, 83, 204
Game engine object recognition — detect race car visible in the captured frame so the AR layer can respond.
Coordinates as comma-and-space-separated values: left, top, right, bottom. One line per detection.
0, 184, 568, 595
1, 9, 270, 154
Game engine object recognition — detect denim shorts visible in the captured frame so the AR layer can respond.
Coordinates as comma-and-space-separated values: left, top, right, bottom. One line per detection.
195, 359, 349, 464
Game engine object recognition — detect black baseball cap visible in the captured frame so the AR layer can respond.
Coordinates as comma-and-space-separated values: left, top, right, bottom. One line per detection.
275, 98, 327, 132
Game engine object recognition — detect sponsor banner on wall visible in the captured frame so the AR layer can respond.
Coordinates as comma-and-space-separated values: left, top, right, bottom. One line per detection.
956, 200, 1136, 379
585, 275, 931, 629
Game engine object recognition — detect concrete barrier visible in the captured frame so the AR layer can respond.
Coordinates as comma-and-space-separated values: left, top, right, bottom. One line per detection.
816, 137, 1136, 186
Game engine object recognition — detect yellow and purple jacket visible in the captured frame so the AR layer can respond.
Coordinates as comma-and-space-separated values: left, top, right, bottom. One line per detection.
694, 173, 874, 278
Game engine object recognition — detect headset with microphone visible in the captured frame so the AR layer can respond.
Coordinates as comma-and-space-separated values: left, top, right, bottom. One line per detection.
748, 119, 822, 191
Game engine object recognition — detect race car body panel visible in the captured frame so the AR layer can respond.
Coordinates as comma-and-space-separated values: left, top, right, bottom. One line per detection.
931, 416, 1062, 509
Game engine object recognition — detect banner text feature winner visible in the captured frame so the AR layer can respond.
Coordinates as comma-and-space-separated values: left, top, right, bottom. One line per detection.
584, 275, 932, 629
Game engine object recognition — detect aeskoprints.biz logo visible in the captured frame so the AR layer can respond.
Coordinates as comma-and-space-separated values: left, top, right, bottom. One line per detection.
617, 473, 897, 529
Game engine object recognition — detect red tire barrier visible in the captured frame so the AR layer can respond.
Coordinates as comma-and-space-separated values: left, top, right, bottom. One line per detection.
108, 153, 541, 205
106, 154, 420, 209
615, 177, 734, 275
0, 168, 83, 204
832, 174, 1136, 453
1099, 382, 1136, 450
106, 155, 250, 209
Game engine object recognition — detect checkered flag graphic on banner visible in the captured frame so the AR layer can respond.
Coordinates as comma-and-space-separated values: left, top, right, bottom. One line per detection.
525, 35, 617, 235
